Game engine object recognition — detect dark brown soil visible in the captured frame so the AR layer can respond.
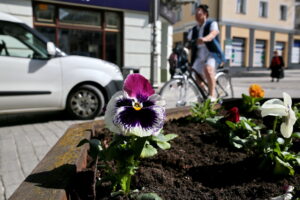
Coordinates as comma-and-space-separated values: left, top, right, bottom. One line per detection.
91, 117, 300, 200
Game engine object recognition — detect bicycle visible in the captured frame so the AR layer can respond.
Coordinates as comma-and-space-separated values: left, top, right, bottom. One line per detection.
159, 66, 234, 108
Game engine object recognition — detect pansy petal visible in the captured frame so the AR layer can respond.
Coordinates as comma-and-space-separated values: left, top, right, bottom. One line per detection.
104, 91, 123, 134
283, 92, 292, 107
280, 103, 297, 138
261, 99, 284, 107
280, 122, 293, 138
261, 104, 287, 117
124, 74, 155, 98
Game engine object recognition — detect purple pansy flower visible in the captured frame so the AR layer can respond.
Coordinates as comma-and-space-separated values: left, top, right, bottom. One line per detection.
105, 74, 166, 137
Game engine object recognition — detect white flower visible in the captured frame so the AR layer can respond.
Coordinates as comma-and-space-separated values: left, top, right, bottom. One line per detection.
261, 92, 296, 138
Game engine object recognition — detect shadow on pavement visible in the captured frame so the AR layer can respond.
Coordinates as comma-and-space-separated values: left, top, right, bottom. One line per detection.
0, 111, 92, 127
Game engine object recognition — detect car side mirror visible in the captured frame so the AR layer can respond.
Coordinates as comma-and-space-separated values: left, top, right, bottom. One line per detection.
47, 42, 56, 56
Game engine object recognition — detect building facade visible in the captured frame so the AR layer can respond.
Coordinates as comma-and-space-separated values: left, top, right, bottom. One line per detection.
173, 0, 300, 68
0, 0, 174, 83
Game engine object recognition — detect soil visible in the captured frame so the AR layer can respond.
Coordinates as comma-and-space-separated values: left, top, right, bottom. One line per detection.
71, 112, 300, 200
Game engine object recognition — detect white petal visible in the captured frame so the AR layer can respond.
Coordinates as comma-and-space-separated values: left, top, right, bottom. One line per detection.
127, 126, 153, 137
261, 105, 287, 117
280, 122, 293, 138
283, 92, 292, 107
104, 91, 123, 134
261, 99, 284, 108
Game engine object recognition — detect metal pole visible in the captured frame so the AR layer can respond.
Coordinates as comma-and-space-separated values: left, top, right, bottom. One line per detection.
150, 0, 158, 86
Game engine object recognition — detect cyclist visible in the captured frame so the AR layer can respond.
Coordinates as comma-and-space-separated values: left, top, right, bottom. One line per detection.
187, 4, 225, 102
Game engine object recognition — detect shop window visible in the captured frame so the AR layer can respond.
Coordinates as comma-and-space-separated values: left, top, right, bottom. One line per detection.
275, 41, 285, 57
33, 3, 123, 67
59, 8, 101, 26
231, 37, 246, 67
236, 0, 246, 14
35, 3, 55, 23
259, 1, 268, 18
106, 32, 121, 65
280, 5, 287, 21
58, 29, 102, 58
35, 27, 56, 43
254, 40, 266, 67
105, 12, 120, 29
291, 40, 300, 64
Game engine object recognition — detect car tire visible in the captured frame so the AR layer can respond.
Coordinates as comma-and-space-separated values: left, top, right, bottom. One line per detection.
66, 84, 105, 120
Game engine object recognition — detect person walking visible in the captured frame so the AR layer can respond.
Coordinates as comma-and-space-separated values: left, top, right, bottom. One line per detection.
187, 4, 225, 102
270, 50, 285, 82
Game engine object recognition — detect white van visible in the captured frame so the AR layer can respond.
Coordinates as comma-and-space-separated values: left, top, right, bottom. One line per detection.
0, 12, 124, 119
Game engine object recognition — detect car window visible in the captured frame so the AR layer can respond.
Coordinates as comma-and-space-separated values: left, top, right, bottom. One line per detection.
0, 21, 48, 59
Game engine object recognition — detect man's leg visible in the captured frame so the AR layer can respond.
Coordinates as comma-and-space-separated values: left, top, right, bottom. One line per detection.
204, 64, 216, 98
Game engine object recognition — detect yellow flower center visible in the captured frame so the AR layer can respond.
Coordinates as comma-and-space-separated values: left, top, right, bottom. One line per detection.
133, 102, 143, 111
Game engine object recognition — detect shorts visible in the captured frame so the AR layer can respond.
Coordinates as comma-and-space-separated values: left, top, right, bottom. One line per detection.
192, 56, 217, 76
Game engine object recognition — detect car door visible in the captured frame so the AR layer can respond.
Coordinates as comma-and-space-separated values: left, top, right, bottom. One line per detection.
0, 21, 62, 112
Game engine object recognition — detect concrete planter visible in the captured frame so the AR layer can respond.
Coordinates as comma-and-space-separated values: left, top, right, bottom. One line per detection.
8, 107, 191, 200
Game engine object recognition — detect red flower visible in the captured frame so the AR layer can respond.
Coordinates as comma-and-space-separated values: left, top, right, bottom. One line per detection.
226, 107, 240, 123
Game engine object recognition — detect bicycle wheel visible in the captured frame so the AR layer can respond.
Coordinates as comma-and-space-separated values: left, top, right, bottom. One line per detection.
159, 78, 203, 109
215, 72, 234, 99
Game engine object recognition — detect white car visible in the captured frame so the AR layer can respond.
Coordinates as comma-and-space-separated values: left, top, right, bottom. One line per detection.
0, 12, 124, 119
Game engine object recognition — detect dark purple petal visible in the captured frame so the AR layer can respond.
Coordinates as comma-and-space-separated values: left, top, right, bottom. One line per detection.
123, 74, 155, 98
116, 97, 132, 108
114, 106, 160, 131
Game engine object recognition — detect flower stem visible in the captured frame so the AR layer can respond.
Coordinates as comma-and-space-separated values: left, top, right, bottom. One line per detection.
273, 116, 278, 135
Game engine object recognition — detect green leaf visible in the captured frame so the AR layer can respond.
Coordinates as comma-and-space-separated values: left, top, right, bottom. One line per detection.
135, 192, 163, 200
157, 141, 171, 150
164, 134, 178, 142
292, 132, 300, 139
242, 121, 253, 132
273, 156, 294, 176
140, 142, 157, 158
226, 120, 236, 129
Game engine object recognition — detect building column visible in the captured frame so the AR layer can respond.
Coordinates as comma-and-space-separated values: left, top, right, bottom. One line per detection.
249, 28, 254, 68
288, 33, 293, 67
225, 25, 231, 39
269, 31, 275, 64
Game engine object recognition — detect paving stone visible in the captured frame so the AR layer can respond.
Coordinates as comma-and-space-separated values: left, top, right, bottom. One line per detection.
21, 159, 38, 176
5, 183, 20, 200
2, 171, 24, 188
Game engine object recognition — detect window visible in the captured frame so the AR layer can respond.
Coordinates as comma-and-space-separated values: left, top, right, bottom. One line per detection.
191, 0, 200, 15
0, 21, 48, 59
33, 3, 123, 66
259, 1, 268, 17
236, 0, 246, 14
176, 7, 182, 21
59, 8, 101, 26
35, 3, 55, 23
280, 5, 287, 20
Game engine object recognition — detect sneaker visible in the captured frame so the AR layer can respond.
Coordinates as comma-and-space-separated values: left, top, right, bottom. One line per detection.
208, 96, 217, 102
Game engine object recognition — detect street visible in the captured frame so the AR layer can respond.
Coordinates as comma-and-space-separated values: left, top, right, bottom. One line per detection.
0, 68, 299, 200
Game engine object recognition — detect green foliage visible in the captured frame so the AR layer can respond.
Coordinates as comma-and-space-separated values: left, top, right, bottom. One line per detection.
78, 132, 177, 195
189, 99, 219, 122
257, 131, 300, 176
225, 117, 262, 149
293, 103, 300, 131
241, 93, 263, 112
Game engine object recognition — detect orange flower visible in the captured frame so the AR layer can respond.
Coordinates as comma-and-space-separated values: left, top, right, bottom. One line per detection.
249, 84, 264, 98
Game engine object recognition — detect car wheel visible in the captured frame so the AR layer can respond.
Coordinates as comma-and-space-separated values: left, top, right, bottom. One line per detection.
66, 85, 105, 120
